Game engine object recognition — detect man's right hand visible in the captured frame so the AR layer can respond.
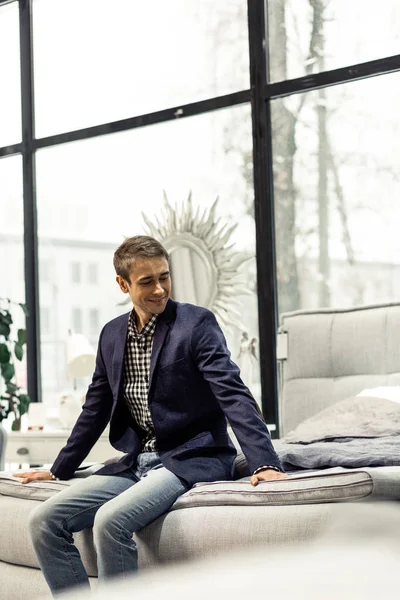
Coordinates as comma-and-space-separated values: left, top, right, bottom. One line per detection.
13, 471, 53, 484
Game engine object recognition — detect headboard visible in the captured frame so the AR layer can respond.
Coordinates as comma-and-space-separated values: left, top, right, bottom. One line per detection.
277, 302, 400, 437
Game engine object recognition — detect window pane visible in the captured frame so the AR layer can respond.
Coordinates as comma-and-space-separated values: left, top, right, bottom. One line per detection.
0, 156, 24, 299
72, 308, 82, 333
267, 0, 400, 82
36, 106, 262, 406
40, 259, 50, 282
89, 309, 99, 336
41, 307, 51, 335
88, 264, 98, 285
271, 72, 400, 315
71, 262, 81, 284
33, 0, 249, 137
0, 2, 22, 146
0, 155, 27, 406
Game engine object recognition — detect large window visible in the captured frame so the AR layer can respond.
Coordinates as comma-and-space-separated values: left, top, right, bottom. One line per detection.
1, 0, 400, 423
33, 0, 249, 137
36, 105, 262, 405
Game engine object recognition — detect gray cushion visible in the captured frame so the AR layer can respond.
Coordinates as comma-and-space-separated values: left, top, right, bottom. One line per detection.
0, 463, 103, 501
0, 477, 75, 501
172, 468, 373, 508
2, 464, 397, 509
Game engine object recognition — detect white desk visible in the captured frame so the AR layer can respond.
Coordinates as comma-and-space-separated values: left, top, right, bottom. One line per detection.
5, 429, 121, 467
5, 426, 277, 467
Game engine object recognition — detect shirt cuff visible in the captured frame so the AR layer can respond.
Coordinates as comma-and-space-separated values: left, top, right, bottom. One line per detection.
252, 465, 282, 475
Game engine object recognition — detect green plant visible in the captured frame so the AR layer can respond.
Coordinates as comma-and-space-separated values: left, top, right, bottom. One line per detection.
0, 298, 30, 429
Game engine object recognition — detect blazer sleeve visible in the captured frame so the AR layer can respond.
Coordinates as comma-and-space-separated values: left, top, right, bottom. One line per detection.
50, 327, 114, 480
190, 311, 284, 474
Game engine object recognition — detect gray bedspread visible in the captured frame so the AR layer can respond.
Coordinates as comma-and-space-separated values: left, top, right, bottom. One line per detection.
274, 436, 400, 471
274, 395, 400, 471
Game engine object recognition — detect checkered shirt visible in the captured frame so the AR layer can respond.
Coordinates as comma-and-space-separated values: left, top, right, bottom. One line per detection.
123, 310, 157, 452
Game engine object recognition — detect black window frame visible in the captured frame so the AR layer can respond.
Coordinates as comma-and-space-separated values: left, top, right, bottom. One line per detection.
1, 0, 400, 435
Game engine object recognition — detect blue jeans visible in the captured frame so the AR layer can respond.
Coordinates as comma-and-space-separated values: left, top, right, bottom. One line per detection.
29, 452, 189, 596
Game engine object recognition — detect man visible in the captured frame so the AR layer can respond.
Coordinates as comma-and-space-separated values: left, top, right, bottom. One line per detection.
15, 235, 287, 595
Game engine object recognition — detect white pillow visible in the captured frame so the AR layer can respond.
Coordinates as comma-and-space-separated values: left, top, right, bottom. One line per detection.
357, 386, 400, 404
284, 395, 400, 443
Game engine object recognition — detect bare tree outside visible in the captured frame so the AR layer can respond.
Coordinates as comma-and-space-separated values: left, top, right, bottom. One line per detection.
268, 0, 300, 314
268, 0, 400, 312
205, 0, 400, 316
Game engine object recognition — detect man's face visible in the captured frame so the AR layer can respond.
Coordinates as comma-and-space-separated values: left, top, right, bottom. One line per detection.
116, 256, 171, 327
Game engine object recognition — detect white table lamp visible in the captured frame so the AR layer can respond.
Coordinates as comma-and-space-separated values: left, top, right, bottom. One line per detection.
66, 333, 96, 379
60, 333, 96, 430
27, 402, 46, 430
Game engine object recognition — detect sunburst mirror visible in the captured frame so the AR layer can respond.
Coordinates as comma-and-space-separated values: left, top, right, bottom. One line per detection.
122, 192, 253, 331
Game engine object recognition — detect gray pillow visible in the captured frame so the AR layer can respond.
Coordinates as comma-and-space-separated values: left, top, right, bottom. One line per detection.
285, 395, 400, 444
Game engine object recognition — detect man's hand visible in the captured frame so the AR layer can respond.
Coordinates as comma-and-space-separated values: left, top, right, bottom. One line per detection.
13, 470, 53, 485
250, 468, 289, 486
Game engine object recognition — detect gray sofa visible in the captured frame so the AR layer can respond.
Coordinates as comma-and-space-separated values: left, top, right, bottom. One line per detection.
1, 301, 400, 599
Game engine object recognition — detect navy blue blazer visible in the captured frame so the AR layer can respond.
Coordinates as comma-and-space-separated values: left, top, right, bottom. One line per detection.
51, 300, 283, 485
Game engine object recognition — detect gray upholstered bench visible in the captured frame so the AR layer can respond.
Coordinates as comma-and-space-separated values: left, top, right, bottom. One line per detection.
2, 301, 400, 599
1, 462, 400, 599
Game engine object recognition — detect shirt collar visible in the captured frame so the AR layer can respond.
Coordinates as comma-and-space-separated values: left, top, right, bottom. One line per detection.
128, 309, 157, 339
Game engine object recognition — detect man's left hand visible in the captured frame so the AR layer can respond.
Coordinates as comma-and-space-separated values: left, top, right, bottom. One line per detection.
250, 468, 289, 486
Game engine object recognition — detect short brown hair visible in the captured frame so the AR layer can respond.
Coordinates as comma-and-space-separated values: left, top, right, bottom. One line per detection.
113, 235, 169, 283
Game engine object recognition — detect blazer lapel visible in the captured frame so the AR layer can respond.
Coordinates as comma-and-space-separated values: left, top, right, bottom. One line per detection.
112, 312, 130, 401
148, 299, 176, 391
